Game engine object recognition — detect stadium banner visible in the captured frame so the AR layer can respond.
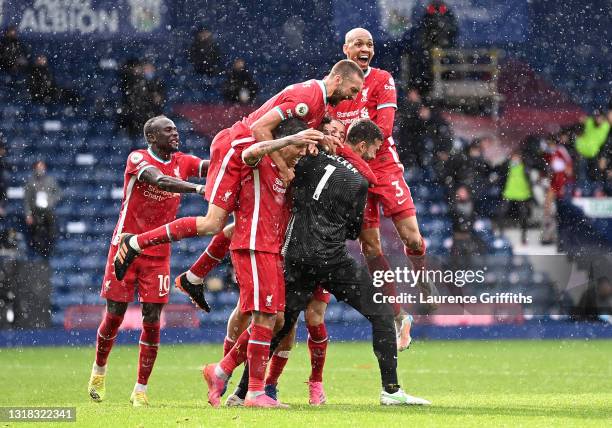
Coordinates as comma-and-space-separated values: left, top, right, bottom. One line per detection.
334, 0, 528, 43
0, 0, 170, 39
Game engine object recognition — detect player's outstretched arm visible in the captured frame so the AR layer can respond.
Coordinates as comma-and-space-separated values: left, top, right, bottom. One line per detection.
250, 109, 307, 181
242, 129, 324, 167
139, 167, 205, 195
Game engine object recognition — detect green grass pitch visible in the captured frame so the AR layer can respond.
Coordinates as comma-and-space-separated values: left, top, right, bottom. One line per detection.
1, 340, 611, 427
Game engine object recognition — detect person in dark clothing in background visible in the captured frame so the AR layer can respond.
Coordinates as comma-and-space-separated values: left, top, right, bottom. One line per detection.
397, 88, 427, 167
404, 1, 458, 96
222, 58, 258, 104
28, 55, 80, 106
24, 160, 62, 258
443, 138, 491, 207
397, 88, 453, 172
449, 185, 483, 270
118, 60, 166, 139
189, 29, 222, 77
0, 25, 30, 76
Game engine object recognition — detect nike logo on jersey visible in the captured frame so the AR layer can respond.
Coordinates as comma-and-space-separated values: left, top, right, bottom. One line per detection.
105, 280, 111, 290
398, 198, 409, 204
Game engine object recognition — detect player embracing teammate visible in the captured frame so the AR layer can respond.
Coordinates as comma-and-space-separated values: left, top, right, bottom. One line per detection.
330, 28, 430, 351
202, 119, 322, 408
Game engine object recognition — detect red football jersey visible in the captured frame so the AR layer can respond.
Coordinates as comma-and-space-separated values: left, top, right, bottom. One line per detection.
230, 157, 291, 254
228, 79, 329, 143
328, 67, 401, 171
110, 148, 205, 258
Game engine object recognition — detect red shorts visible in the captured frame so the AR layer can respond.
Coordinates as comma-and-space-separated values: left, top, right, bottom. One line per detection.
205, 128, 255, 212
101, 244, 171, 304
231, 249, 285, 314
311, 285, 331, 304
363, 166, 416, 229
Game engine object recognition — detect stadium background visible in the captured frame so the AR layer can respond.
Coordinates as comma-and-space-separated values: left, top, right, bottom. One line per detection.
0, 0, 611, 347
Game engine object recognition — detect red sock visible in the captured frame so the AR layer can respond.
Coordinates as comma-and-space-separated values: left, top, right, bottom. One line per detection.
366, 254, 401, 316
404, 237, 427, 271
137, 321, 160, 385
95, 311, 124, 367
265, 351, 290, 386
307, 323, 328, 382
136, 217, 198, 249
247, 324, 273, 393
223, 336, 235, 357
219, 326, 250, 375
190, 231, 231, 278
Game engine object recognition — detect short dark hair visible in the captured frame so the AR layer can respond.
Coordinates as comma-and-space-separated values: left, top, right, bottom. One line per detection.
273, 118, 307, 139
319, 116, 332, 128
143, 115, 168, 143
330, 59, 364, 81
346, 119, 383, 146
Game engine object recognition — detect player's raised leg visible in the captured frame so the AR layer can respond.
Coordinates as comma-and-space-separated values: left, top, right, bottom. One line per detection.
88, 299, 127, 402
175, 224, 234, 311
114, 204, 230, 280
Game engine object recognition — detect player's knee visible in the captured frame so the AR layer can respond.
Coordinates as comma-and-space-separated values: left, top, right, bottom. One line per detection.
395, 218, 422, 250
196, 215, 223, 236
403, 233, 423, 251
141, 303, 163, 323
222, 223, 235, 239
305, 309, 324, 326
106, 299, 128, 316
252, 311, 276, 329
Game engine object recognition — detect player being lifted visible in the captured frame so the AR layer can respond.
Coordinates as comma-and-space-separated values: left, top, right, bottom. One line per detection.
113, 60, 363, 283
202, 119, 324, 408
330, 28, 430, 351
87, 116, 209, 407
